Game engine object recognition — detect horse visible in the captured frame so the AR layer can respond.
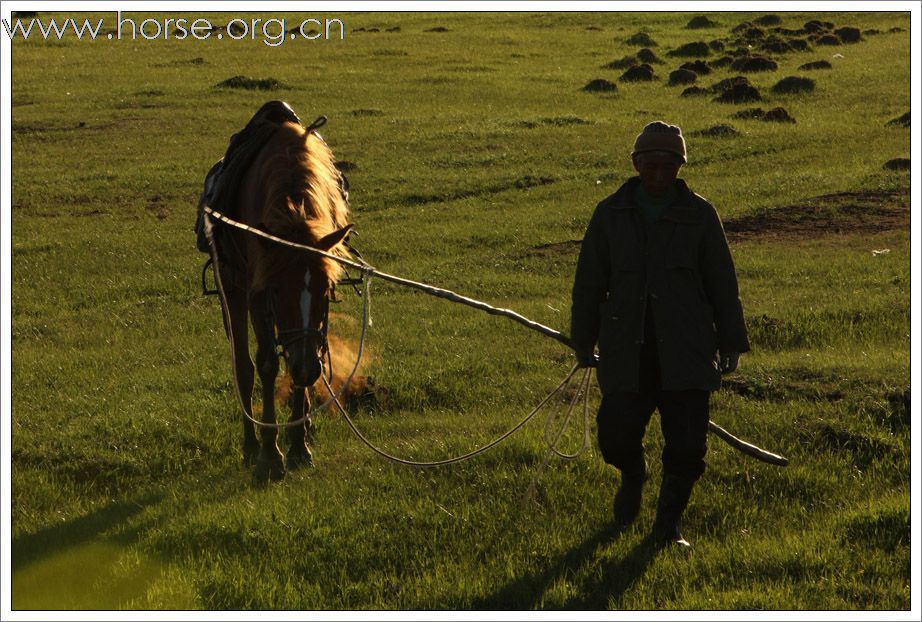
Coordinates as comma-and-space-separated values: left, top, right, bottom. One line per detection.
204, 104, 353, 482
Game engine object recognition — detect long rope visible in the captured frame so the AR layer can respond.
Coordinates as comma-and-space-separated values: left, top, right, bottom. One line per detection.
203, 205, 789, 466
321, 365, 584, 467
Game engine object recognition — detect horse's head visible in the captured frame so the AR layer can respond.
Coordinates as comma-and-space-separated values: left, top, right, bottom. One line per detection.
269, 225, 353, 388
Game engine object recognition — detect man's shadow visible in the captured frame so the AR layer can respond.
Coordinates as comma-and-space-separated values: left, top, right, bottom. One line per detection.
472, 520, 660, 610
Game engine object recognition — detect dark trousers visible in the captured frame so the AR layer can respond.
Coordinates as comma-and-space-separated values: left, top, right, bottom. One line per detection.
596, 340, 710, 481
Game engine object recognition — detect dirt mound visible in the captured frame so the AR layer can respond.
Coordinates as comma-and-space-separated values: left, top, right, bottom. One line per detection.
582, 78, 618, 92
731, 107, 767, 119
693, 124, 739, 137
667, 41, 711, 57
760, 39, 793, 54
815, 34, 842, 46
886, 111, 910, 128
731, 55, 778, 72
636, 48, 663, 64
712, 76, 762, 103
627, 32, 657, 46
772, 76, 815, 94
763, 107, 797, 122
424, 26, 450, 32
709, 39, 726, 51
835, 26, 862, 43
687, 16, 719, 29
754, 14, 782, 26
709, 56, 734, 68
723, 189, 908, 242
883, 158, 910, 171
730, 107, 794, 123
680, 59, 712, 75
619, 64, 656, 82
804, 20, 835, 34
603, 55, 638, 69
680, 86, 710, 97
787, 38, 811, 51
215, 76, 287, 90
668, 68, 698, 85
799, 60, 832, 70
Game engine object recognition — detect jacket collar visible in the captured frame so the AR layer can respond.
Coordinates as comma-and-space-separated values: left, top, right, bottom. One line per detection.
601, 177, 702, 224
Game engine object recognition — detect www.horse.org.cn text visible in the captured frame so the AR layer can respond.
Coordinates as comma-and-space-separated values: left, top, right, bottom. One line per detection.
2, 12, 346, 46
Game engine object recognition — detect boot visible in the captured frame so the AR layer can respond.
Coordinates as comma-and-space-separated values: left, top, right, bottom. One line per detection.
613, 461, 648, 526
652, 474, 695, 548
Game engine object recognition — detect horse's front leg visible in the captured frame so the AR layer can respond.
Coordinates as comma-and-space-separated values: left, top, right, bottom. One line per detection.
286, 388, 314, 470
251, 295, 286, 483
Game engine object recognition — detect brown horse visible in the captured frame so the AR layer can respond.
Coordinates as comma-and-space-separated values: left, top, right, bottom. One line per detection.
209, 112, 353, 482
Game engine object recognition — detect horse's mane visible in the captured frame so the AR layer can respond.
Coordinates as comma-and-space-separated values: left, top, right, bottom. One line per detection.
252, 121, 351, 291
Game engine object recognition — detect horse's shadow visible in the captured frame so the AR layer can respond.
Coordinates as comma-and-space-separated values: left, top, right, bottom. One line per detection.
473, 520, 660, 610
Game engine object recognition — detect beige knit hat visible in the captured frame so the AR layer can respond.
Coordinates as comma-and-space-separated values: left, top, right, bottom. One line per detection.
632, 121, 687, 163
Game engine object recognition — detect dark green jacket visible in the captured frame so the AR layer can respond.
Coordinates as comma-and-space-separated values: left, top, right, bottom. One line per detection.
571, 177, 750, 393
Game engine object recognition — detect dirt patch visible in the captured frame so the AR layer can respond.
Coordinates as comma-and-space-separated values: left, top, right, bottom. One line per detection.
522, 239, 583, 259
603, 55, 638, 70
709, 39, 726, 52
815, 34, 842, 46
668, 68, 698, 85
731, 55, 779, 72
626, 32, 657, 46
582, 78, 617, 92
799, 60, 832, 71
350, 108, 384, 116
692, 124, 739, 137
619, 65, 656, 82
883, 158, 910, 171
681, 86, 710, 97
667, 41, 711, 57
771, 76, 815, 94
713, 76, 762, 103
886, 111, 910, 128
424, 26, 450, 32
835, 26, 862, 43
731, 106, 796, 123
215, 76, 288, 90
804, 20, 835, 33
754, 14, 782, 26
680, 60, 711, 75
723, 189, 909, 242
687, 16, 719, 29
636, 48, 663, 64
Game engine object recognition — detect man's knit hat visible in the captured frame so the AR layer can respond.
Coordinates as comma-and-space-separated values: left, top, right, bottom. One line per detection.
632, 121, 687, 163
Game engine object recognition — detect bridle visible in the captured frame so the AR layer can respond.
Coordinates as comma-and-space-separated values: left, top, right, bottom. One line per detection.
265, 269, 333, 388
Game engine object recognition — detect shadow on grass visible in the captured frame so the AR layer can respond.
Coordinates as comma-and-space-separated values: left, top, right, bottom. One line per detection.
12, 493, 161, 573
472, 521, 659, 610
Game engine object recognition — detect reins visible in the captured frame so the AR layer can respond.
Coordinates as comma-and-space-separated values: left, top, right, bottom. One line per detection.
203, 205, 789, 467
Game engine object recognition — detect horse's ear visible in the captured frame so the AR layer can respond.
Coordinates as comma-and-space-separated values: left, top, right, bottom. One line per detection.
315, 224, 353, 251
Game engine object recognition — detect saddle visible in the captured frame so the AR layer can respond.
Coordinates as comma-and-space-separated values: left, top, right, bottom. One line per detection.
195, 100, 305, 253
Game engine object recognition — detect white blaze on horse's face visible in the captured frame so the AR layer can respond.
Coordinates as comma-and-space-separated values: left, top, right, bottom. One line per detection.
300, 270, 313, 331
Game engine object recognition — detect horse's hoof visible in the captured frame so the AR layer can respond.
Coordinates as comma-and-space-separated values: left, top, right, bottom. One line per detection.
287, 447, 314, 471
254, 452, 286, 483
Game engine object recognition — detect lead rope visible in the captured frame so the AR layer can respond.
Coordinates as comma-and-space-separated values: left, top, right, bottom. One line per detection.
321, 364, 588, 467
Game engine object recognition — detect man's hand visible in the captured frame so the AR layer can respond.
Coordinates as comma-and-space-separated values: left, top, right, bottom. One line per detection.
719, 351, 740, 374
576, 351, 599, 368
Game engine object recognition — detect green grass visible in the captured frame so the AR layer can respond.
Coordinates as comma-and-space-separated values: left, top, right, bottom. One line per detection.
9, 10, 912, 611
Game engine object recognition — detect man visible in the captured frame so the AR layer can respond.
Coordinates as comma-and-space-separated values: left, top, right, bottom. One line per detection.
570, 121, 749, 547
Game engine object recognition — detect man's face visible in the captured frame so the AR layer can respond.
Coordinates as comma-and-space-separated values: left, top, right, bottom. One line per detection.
632, 152, 683, 197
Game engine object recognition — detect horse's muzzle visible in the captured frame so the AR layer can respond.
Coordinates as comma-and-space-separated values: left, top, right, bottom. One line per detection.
291, 356, 323, 389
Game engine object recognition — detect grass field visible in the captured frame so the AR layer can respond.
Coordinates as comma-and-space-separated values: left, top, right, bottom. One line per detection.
6, 9, 914, 612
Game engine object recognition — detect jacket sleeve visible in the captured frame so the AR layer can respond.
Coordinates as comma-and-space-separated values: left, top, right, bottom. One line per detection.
570, 205, 611, 356
699, 205, 750, 353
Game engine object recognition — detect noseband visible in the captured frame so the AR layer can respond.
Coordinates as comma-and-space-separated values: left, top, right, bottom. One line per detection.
266, 285, 331, 384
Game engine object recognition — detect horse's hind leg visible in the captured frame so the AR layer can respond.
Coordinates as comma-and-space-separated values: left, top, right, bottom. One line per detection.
225, 285, 259, 466
251, 293, 286, 483
286, 388, 314, 470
